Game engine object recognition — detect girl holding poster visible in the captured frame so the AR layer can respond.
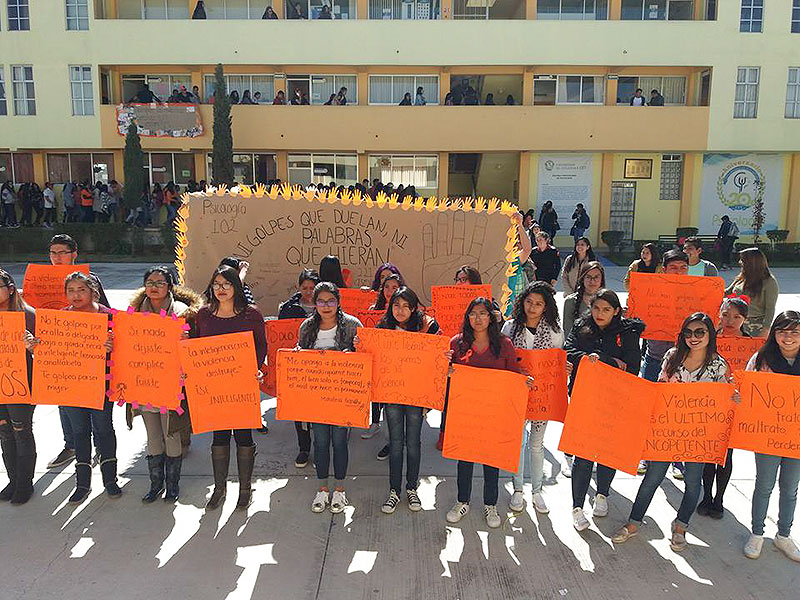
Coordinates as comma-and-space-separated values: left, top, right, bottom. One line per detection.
197, 266, 267, 510
502, 281, 570, 515
613, 313, 730, 552
375, 286, 441, 515
297, 282, 363, 514
743, 311, 800, 563
565, 289, 643, 532
0, 269, 37, 504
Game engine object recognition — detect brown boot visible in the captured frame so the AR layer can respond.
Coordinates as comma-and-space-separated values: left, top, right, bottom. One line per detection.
206, 445, 230, 509
236, 445, 256, 509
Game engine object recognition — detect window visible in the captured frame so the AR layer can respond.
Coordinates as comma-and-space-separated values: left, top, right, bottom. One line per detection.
288, 154, 358, 187
368, 0, 439, 19
368, 155, 438, 195
203, 74, 275, 103
285, 0, 356, 19
369, 75, 439, 105
206, 153, 277, 184
122, 74, 191, 103
617, 76, 686, 105
786, 68, 800, 118
740, 0, 763, 32
556, 75, 603, 104
8, 0, 30, 30
70, 66, 94, 116
66, 0, 89, 30
46, 153, 115, 184
793, 0, 800, 33
734, 67, 759, 118
533, 76, 557, 105
202, 0, 276, 19
537, 0, 608, 20
0, 153, 33, 183
11, 65, 35, 115
141, 153, 194, 185
660, 154, 683, 201
0, 69, 6, 116
311, 75, 357, 105
621, 0, 693, 20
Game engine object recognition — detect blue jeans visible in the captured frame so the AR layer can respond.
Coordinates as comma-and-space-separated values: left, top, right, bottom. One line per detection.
312, 423, 349, 483
640, 352, 662, 383
513, 420, 547, 494
59, 406, 98, 450
572, 227, 585, 243
572, 457, 616, 509
61, 402, 116, 467
752, 453, 800, 536
629, 460, 703, 529
385, 404, 423, 492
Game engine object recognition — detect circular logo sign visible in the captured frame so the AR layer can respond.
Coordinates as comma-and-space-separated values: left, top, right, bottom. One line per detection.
716, 161, 764, 211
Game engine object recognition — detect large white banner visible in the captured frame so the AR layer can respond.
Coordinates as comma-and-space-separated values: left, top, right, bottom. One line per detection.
699, 153, 783, 235
536, 154, 594, 232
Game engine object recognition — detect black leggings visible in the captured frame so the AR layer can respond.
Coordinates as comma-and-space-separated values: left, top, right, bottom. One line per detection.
212, 429, 254, 447
702, 448, 733, 505
371, 403, 384, 425
0, 404, 36, 457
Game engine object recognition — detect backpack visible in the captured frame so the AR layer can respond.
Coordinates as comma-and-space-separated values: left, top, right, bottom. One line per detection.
729, 221, 739, 238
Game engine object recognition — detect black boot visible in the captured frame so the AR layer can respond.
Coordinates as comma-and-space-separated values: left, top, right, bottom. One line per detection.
164, 455, 182, 502
236, 445, 256, 509
0, 439, 17, 502
206, 445, 230, 509
100, 457, 122, 498
142, 454, 165, 504
68, 462, 92, 504
10, 452, 35, 505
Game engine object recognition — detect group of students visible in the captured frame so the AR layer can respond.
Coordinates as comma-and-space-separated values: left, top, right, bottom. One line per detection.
0, 227, 798, 565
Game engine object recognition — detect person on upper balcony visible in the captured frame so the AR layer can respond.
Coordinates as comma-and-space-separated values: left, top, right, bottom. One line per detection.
129, 84, 160, 104
630, 88, 646, 106
649, 89, 665, 106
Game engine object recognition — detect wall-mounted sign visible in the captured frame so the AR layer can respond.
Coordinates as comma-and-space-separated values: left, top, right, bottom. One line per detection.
624, 159, 653, 179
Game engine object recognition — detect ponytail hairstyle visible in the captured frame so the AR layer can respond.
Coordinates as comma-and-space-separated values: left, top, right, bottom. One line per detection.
458, 297, 503, 358
509, 281, 561, 340
298, 282, 350, 350
664, 312, 719, 379
377, 286, 425, 332
372, 273, 404, 311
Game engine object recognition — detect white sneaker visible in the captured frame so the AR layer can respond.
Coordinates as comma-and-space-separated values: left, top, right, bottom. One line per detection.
573, 507, 590, 532
593, 493, 609, 518
446, 501, 469, 523
744, 533, 764, 559
330, 490, 348, 513
774, 535, 800, 562
532, 492, 549, 514
381, 490, 400, 514
311, 490, 329, 513
484, 505, 501, 529
509, 490, 525, 512
360, 423, 381, 439
563, 455, 573, 478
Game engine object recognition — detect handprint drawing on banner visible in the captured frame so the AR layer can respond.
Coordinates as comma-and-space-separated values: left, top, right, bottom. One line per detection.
421, 212, 505, 301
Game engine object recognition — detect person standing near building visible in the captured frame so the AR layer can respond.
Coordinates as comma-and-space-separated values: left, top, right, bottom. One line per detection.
623, 243, 662, 291
1, 181, 19, 227
726, 247, 778, 338
715, 215, 739, 270
529, 232, 561, 287
570, 203, 590, 242
42, 182, 56, 228
560, 237, 595, 296
538, 201, 560, 241
683, 236, 719, 277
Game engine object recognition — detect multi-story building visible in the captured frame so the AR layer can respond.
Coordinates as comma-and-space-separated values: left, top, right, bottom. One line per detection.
1, 0, 798, 245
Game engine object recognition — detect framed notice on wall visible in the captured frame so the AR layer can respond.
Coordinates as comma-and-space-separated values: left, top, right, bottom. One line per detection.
624, 159, 653, 179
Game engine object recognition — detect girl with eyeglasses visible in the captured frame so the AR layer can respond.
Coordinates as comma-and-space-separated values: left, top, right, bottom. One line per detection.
297, 282, 363, 514
613, 312, 731, 552
562, 261, 606, 340
196, 266, 267, 511
743, 311, 800, 563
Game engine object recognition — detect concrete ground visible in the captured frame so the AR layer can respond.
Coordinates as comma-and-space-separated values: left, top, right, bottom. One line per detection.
1, 261, 799, 600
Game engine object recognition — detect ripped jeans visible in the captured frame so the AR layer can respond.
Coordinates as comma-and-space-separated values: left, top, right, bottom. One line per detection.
0, 404, 36, 459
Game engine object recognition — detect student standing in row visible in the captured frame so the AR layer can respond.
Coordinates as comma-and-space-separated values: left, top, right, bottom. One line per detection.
726, 248, 779, 338
560, 237, 595, 296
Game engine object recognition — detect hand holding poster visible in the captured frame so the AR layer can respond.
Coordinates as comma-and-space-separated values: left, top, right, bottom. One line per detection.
627, 273, 724, 342
729, 371, 800, 459
515, 348, 569, 422
109, 311, 185, 410
0, 312, 30, 404
559, 359, 655, 475
356, 328, 450, 410
442, 364, 528, 472
275, 349, 371, 428
31, 309, 108, 409
179, 331, 261, 434
716, 336, 763, 373
431, 284, 492, 338
338, 288, 377, 316
642, 382, 736, 465
263, 318, 305, 396
22, 264, 90, 309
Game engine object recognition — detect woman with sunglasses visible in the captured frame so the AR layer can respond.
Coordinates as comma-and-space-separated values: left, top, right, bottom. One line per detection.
197, 265, 267, 510
743, 311, 800, 562
298, 282, 363, 514
613, 313, 730, 552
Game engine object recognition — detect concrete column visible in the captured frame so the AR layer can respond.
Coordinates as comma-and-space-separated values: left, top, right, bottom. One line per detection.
441, 0, 452, 20
678, 153, 697, 226
32, 152, 46, 185
526, 0, 536, 20
189, 0, 200, 17
608, 0, 621, 20
357, 0, 368, 19
605, 76, 618, 105
357, 153, 369, 183
276, 151, 289, 183
273, 0, 285, 18
786, 153, 800, 241
598, 152, 614, 243
113, 151, 125, 185
518, 151, 531, 209
685, 70, 697, 106
193, 152, 207, 184
104, 0, 118, 18
522, 70, 533, 106
357, 72, 369, 105
437, 152, 449, 198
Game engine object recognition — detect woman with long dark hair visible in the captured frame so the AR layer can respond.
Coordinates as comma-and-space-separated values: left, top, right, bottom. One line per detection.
319, 255, 347, 288
369, 262, 403, 292
560, 237, 596, 295
743, 311, 800, 562
726, 248, 779, 337
0, 269, 37, 504
370, 273, 403, 312
502, 282, 571, 514
298, 282, 363, 514
565, 289, 644, 532
623, 243, 663, 291
196, 265, 267, 510
562, 261, 605, 339
613, 313, 730, 552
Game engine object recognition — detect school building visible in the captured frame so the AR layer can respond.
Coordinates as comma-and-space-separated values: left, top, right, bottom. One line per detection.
1, 1, 799, 246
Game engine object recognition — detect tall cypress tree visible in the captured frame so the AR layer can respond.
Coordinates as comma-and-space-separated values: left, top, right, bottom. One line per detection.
211, 63, 234, 186
123, 120, 145, 213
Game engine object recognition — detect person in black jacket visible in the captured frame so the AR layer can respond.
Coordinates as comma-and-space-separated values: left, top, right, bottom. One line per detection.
529, 232, 561, 286
564, 289, 645, 532
538, 201, 560, 240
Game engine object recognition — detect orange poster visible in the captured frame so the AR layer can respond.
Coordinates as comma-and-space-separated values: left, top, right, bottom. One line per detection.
31, 309, 108, 409
262, 318, 305, 396
0, 312, 31, 404
559, 359, 655, 475
22, 264, 90, 309
442, 364, 528, 472
356, 309, 387, 328
179, 331, 261, 434
515, 348, 569, 422
642, 382, 736, 465
338, 288, 377, 316
627, 272, 724, 342
109, 311, 185, 411
356, 327, 450, 410
275, 349, 371, 428
431, 284, 493, 338
729, 371, 800, 459
716, 336, 763, 373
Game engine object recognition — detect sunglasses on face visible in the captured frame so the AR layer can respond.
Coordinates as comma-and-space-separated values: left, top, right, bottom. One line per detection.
145, 281, 168, 288
682, 327, 708, 339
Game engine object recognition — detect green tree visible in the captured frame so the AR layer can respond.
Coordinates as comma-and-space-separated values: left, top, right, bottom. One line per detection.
122, 120, 145, 215
211, 63, 234, 186
751, 179, 765, 243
